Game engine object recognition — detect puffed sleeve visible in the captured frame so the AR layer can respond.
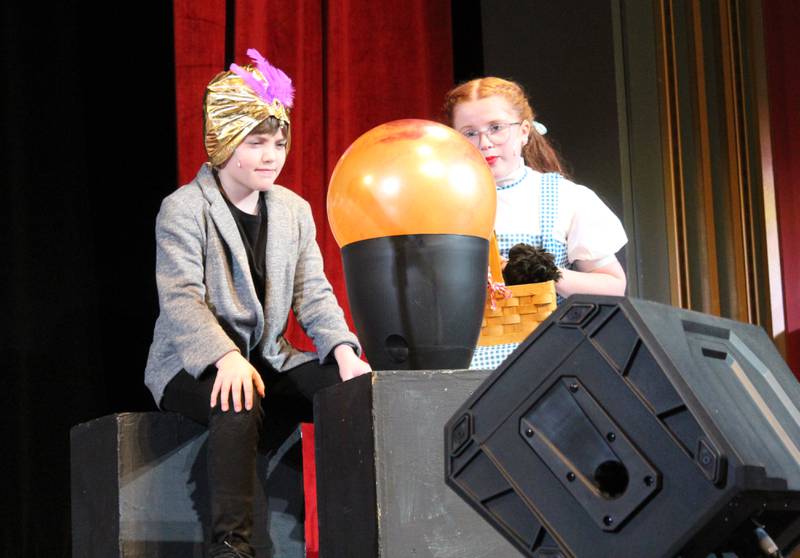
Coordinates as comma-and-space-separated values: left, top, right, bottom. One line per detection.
564, 183, 628, 268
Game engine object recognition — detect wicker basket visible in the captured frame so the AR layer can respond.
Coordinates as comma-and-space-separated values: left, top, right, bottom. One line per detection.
477, 233, 557, 346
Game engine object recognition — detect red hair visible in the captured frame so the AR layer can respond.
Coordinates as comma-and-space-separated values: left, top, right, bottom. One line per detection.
443, 77, 567, 176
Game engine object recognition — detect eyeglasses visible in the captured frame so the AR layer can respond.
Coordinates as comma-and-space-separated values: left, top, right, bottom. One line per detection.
460, 122, 523, 146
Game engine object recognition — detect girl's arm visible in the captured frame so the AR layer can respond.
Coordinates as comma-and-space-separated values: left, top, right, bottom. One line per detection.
558, 181, 628, 299
555, 258, 627, 298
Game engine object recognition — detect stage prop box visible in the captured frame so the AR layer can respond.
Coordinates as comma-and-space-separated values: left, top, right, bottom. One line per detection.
314, 369, 523, 558
445, 296, 800, 557
70, 412, 304, 558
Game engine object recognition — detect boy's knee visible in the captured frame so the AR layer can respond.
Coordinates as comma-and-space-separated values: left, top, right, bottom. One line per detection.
210, 392, 265, 426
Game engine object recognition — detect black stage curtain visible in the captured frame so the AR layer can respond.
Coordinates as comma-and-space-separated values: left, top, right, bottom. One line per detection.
1, 3, 175, 555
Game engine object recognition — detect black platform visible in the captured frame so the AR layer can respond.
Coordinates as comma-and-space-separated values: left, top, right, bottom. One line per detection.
314, 369, 522, 558
70, 412, 305, 558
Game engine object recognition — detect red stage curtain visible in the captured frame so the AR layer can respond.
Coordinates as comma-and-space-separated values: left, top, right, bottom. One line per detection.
764, 0, 800, 378
174, 2, 454, 554
174, 1, 226, 187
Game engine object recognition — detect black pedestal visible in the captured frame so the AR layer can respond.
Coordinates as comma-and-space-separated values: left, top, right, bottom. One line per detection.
342, 234, 487, 370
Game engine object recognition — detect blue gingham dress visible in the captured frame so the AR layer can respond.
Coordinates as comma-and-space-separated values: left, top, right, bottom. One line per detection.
470, 170, 569, 370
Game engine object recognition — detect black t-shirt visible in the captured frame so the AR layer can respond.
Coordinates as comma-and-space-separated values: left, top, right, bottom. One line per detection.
222, 191, 268, 303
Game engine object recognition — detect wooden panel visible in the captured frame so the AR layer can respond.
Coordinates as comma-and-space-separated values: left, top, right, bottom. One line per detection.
649, 0, 781, 340
615, 0, 674, 304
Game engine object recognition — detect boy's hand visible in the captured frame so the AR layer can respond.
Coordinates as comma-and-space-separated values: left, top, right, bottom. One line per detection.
333, 344, 372, 382
211, 351, 266, 412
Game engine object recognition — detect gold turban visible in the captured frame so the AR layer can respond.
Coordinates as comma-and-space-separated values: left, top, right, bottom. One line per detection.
203, 49, 294, 167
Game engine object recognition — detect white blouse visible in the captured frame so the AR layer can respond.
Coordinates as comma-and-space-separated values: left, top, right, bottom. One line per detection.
494, 162, 627, 270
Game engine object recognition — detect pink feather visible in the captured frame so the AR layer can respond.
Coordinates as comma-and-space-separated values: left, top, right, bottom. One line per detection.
262, 64, 294, 108
244, 48, 295, 108
230, 63, 268, 99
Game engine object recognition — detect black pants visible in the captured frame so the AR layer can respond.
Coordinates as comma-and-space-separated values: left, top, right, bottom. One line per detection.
161, 358, 342, 555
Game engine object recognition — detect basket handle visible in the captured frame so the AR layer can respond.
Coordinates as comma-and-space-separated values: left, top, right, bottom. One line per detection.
488, 231, 504, 282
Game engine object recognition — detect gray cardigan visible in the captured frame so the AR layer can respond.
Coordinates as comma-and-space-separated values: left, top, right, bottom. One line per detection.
144, 164, 360, 406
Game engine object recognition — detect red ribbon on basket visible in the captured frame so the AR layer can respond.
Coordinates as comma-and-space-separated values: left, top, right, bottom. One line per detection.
486, 233, 511, 311
486, 272, 512, 311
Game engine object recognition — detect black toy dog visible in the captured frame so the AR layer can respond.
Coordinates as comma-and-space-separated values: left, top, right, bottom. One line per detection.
502, 243, 562, 286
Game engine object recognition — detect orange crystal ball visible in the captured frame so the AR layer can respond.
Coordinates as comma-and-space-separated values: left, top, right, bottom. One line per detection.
327, 119, 496, 247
